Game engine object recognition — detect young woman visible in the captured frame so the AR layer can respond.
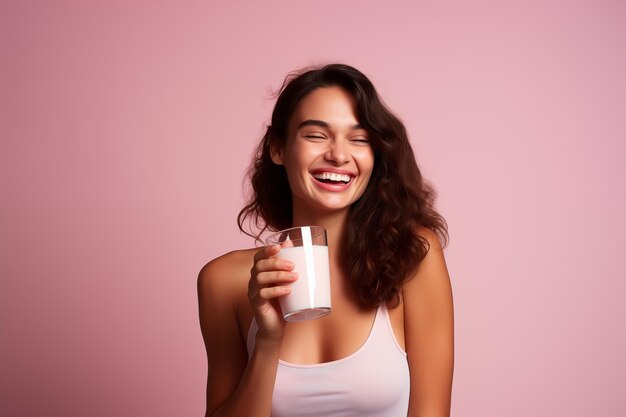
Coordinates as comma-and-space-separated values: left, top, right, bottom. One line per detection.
198, 64, 454, 417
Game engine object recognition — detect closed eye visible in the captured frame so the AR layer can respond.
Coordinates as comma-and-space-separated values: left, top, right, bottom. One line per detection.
304, 134, 326, 140
351, 138, 369, 144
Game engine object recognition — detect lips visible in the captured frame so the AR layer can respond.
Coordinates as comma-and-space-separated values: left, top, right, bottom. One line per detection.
312, 172, 352, 184
309, 168, 356, 191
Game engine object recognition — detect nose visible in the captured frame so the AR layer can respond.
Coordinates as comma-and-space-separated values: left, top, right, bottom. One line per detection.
324, 139, 350, 165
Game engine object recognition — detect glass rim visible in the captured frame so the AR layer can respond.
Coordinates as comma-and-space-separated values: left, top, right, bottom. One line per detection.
264, 225, 326, 245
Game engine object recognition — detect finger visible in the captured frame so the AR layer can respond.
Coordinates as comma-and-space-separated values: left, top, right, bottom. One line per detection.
255, 257, 295, 273
255, 271, 298, 286
254, 244, 281, 262
258, 285, 291, 300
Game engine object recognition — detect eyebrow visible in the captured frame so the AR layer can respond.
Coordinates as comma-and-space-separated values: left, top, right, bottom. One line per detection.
297, 119, 364, 130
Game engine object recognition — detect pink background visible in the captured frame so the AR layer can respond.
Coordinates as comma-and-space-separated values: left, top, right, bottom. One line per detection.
2, 1, 624, 416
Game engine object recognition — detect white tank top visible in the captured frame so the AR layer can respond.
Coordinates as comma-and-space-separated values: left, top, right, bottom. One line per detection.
247, 305, 410, 417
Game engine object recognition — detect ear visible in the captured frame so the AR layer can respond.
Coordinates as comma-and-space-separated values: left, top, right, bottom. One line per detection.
270, 140, 284, 165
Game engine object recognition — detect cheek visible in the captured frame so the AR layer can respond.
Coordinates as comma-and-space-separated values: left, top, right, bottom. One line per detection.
286, 143, 320, 171
357, 149, 375, 176
282, 150, 310, 185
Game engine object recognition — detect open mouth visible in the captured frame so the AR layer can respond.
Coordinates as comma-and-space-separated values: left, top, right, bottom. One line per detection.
311, 172, 353, 185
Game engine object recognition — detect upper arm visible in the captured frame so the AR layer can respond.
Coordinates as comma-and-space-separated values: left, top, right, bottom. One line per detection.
404, 229, 455, 417
197, 257, 249, 416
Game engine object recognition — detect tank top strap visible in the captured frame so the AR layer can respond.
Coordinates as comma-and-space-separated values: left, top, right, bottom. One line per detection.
376, 304, 406, 355
246, 316, 258, 358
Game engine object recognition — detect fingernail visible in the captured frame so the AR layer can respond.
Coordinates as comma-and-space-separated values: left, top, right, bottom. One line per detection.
285, 261, 295, 268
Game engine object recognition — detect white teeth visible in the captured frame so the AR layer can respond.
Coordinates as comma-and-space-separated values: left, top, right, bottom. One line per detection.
313, 172, 352, 183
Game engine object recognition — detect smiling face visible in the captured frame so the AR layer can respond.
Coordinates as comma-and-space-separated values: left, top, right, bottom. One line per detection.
271, 86, 375, 218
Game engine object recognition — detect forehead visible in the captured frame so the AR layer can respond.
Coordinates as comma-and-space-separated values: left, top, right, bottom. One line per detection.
288, 86, 359, 130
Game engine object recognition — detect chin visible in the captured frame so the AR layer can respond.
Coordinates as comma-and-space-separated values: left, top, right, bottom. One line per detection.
314, 198, 357, 213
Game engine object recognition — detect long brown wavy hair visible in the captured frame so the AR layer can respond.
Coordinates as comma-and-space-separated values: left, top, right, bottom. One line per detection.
238, 64, 448, 308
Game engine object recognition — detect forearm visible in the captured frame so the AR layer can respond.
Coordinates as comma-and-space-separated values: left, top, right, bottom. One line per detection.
209, 338, 281, 417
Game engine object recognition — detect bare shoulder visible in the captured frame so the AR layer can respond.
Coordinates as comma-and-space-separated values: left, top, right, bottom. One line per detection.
403, 226, 450, 294
197, 247, 259, 356
416, 226, 444, 252
197, 248, 258, 302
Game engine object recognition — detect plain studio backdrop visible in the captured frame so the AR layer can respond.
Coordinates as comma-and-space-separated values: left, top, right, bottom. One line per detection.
1, 1, 624, 416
